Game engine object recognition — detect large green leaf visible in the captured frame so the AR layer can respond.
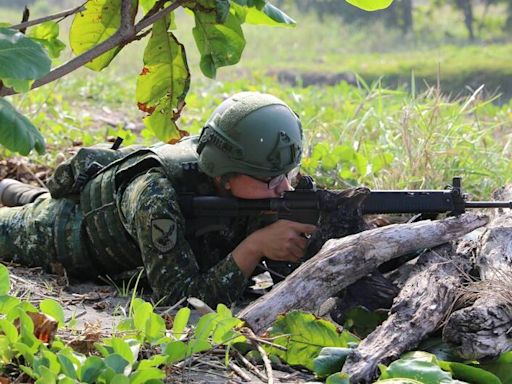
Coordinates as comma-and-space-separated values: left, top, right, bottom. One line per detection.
0, 98, 45, 155
0, 28, 51, 80
266, 311, 359, 371
378, 357, 453, 383
27, 21, 66, 59
136, 16, 190, 142
192, 8, 245, 78
69, 0, 138, 71
345, 0, 394, 11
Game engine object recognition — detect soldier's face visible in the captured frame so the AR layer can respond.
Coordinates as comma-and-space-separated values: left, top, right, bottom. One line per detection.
223, 174, 294, 199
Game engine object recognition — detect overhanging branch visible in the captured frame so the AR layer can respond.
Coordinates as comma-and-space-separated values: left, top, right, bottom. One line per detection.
9, 3, 87, 31
0, 0, 188, 97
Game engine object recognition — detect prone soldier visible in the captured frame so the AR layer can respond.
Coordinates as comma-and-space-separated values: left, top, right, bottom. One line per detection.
0, 92, 321, 306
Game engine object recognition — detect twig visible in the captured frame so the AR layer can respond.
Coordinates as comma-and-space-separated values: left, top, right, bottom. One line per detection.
228, 361, 252, 382
9, 3, 87, 30
241, 328, 288, 351
246, 328, 274, 384
0, 0, 187, 97
18, 161, 47, 188
236, 350, 268, 382
187, 297, 215, 315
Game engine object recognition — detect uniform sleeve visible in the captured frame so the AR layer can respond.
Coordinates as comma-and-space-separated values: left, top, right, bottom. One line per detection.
119, 169, 249, 306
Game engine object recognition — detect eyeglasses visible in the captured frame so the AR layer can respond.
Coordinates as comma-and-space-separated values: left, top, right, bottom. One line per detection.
252, 166, 300, 190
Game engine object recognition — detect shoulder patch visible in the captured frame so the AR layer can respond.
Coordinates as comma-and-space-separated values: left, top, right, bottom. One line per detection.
151, 218, 177, 253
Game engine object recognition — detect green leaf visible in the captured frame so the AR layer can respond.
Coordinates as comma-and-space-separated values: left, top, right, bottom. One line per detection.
343, 306, 388, 338
104, 353, 130, 374
375, 379, 424, 383
164, 340, 187, 363
314, 347, 352, 378
438, 361, 502, 384
192, 8, 245, 78
35, 365, 57, 384
0, 318, 18, 343
379, 358, 453, 383
133, 301, 152, 333
129, 367, 165, 384
111, 374, 130, 384
0, 27, 51, 80
40, 299, 65, 327
1, 78, 32, 93
69, 0, 138, 71
145, 312, 166, 342
0, 295, 20, 314
79, 356, 105, 383
136, 16, 190, 142
27, 21, 66, 58
326, 372, 351, 384
0, 264, 9, 295
234, 2, 295, 26
140, 0, 158, 13
57, 353, 77, 380
111, 338, 137, 364
266, 311, 360, 371
345, 0, 394, 11
172, 307, 190, 339
0, 98, 46, 155
479, 351, 512, 384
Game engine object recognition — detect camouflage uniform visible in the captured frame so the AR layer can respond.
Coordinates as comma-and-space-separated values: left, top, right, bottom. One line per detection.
0, 136, 273, 306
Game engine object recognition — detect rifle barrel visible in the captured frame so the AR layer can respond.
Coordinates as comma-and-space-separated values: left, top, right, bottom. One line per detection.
465, 201, 512, 209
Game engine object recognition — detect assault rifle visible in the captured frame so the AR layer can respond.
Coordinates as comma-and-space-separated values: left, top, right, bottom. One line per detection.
178, 177, 512, 225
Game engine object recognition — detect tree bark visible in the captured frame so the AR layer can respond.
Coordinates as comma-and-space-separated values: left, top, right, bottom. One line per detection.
443, 186, 512, 359
342, 243, 471, 383
238, 213, 488, 334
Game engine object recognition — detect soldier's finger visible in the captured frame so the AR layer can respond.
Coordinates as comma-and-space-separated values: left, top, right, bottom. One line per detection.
288, 222, 317, 235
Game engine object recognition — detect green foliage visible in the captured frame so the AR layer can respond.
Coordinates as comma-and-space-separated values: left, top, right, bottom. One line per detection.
343, 306, 388, 338
0, 264, 9, 295
313, 347, 352, 378
377, 351, 508, 384
0, 27, 51, 81
136, 15, 190, 142
69, 0, 138, 71
346, 0, 394, 11
266, 310, 359, 370
27, 21, 65, 59
192, 6, 246, 78
0, 98, 45, 155
0, 267, 248, 384
478, 351, 512, 383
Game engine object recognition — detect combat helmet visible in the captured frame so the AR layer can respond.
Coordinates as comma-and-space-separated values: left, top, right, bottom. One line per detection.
197, 92, 303, 178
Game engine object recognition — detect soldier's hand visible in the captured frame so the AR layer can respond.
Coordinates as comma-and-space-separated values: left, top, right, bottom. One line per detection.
232, 220, 316, 277
255, 219, 317, 262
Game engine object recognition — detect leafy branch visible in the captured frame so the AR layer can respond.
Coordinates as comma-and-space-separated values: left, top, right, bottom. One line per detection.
0, 0, 186, 97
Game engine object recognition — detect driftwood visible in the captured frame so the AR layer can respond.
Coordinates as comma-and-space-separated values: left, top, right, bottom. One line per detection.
443, 186, 512, 359
239, 213, 488, 334
342, 243, 471, 383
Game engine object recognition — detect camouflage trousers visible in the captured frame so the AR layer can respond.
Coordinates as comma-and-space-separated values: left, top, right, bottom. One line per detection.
0, 194, 97, 277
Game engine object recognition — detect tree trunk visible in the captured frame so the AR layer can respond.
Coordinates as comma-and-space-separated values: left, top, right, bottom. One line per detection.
341, 243, 471, 383
239, 213, 488, 334
443, 186, 512, 359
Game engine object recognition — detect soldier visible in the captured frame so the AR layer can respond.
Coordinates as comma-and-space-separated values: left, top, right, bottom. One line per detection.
0, 92, 317, 306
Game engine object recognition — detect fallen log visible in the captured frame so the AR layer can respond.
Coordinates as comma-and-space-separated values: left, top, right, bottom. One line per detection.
342, 243, 471, 383
239, 213, 488, 334
443, 186, 512, 359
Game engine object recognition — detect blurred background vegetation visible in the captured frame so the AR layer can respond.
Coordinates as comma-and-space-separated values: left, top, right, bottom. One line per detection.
1, 0, 511, 197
